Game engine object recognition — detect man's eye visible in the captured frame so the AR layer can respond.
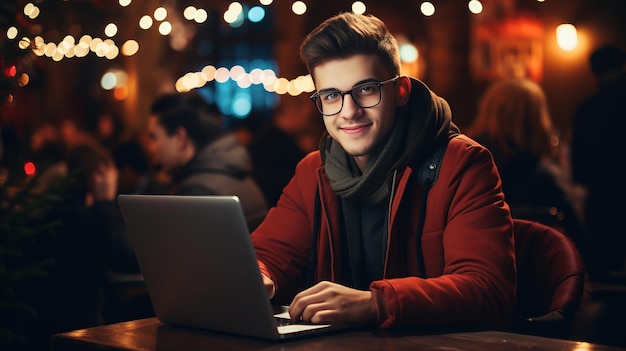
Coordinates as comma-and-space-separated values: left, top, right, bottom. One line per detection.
322, 92, 340, 101
356, 84, 376, 94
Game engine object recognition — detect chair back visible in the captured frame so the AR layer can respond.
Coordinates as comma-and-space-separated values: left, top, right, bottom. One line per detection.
513, 218, 585, 338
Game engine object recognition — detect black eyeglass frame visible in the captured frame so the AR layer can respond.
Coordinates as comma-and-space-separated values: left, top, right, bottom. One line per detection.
310, 75, 400, 116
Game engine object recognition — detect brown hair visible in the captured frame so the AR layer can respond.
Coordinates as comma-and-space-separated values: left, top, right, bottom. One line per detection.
467, 78, 555, 159
299, 12, 401, 78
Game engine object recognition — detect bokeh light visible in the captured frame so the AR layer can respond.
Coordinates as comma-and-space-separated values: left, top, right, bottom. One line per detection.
420, 2, 435, 16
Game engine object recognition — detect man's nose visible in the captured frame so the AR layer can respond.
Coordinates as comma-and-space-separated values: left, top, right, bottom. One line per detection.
340, 94, 362, 119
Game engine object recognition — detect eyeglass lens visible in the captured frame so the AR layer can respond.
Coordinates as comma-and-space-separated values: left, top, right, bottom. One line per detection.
315, 82, 382, 116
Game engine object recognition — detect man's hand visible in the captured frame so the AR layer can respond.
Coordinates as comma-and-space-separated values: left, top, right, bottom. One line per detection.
288, 281, 377, 325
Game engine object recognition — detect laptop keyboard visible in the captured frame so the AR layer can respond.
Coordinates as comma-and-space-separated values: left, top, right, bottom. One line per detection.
272, 308, 332, 334
275, 317, 296, 326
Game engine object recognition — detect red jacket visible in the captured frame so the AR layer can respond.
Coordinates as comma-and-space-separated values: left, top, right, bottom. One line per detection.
251, 134, 516, 330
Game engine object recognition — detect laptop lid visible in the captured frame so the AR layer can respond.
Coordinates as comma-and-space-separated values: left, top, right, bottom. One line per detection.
117, 194, 343, 340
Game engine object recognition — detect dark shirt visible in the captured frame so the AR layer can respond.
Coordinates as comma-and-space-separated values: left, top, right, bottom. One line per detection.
479, 140, 585, 251
571, 73, 626, 279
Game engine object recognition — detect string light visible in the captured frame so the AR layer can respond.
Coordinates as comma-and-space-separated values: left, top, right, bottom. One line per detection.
7, 0, 559, 96
420, 2, 435, 16
352, 2, 367, 15
468, 0, 483, 14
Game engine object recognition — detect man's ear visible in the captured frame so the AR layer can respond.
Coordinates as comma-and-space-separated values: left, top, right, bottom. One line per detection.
174, 127, 190, 150
396, 76, 412, 106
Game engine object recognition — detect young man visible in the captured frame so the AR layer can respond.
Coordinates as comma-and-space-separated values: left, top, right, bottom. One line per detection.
251, 13, 516, 330
147, 91, 268, 230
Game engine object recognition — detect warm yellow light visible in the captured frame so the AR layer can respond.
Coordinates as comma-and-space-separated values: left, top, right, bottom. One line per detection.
287, 80, 300, 96
158, 21, 172, 35
7, 27, 18, 40
62, 35, 75, 47
420, 2, 435, 16
24, 3, 40, 19
175, 66, 320, 96
114, 86, 129, 100
93, 39, 109, 57
154, 7, 167, 21
352, 1, 366, 14
229, 2, 243, 12
44, 42, 56, 57
194, 9, 208, 23
201, 65, 217, 81
468, 0, 483, 14
23, 3, 35, 16
28, 6, 40, 19
79, 34, 92, 44
52, 50, 63, 62
183, 6, 196, 20
33, 39, 45, 56
224, 10, 239, 24
225, 1, 243, 24
105, 45, 119, 60
274, 77, 290, 94
556, 23, 578, 51
64, 47, 76, 58
293, 75, 313, 92
121, 40, 139, 56
75, 42, 90, 57
104, 23, 118, 37
181, 72, 204, 89
292, 1, 307, 15
139, 15, 153, 29
18, 73, 30, 87
18, 37, 31, 50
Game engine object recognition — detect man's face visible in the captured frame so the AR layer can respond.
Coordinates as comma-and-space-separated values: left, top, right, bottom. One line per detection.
313, 54, 399, 170
146, 116, 184, 174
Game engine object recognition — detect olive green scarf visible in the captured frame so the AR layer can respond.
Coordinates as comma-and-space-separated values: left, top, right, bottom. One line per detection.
321, 77, 458, 202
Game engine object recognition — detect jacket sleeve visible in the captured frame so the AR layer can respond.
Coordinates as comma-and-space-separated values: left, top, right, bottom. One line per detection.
251, 152, 320, 303
371, 136, 517, 330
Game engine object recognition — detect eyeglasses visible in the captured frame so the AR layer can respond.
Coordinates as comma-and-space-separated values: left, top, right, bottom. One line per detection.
310, 76, 400, 116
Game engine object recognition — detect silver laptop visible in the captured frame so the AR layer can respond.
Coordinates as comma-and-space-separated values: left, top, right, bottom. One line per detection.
117, 194, 351, 340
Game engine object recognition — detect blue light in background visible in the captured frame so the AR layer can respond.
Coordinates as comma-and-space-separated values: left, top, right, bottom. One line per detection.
248, 6, 265, 23
231, 92, 252, 117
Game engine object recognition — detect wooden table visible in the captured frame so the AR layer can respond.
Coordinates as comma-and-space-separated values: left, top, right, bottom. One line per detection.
50, 317, 626, 351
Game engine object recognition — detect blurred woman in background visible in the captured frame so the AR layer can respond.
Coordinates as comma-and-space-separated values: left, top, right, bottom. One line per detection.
467, 77, 586, 253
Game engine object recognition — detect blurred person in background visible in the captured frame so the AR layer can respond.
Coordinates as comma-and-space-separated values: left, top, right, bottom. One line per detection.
467, 77, 586, 253
94, 112, 123, 154
112, 139, 154, 195
31, 143, 137, 338
147, 91, 268, 231
571, 45, 626, 282
232, 110, 305, 208
26, 122, 68, 194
